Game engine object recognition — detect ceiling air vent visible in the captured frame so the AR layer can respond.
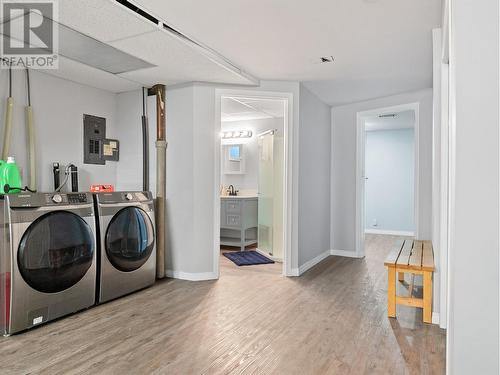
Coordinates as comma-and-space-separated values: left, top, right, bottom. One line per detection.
379, 113, 397, 118
320, 56, 334, 63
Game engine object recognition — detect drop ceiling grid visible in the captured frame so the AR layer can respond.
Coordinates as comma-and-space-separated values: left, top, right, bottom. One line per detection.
59, 0, 158, 43
2, 0, 257, 91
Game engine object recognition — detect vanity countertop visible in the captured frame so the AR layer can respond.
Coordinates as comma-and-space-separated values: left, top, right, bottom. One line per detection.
220, 195, 258, 200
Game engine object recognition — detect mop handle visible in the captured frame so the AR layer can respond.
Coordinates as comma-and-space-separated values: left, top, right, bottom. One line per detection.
1, 97, 13, 161
26, 105, 36, 191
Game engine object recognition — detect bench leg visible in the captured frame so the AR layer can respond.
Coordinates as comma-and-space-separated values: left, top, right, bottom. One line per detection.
387, 267, 396, 318
423, 271, 433, 324
398, 272, 405, 282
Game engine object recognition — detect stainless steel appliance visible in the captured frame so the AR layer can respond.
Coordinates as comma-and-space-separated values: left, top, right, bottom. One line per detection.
0, 192, 96, 336
94, 191, 156, 304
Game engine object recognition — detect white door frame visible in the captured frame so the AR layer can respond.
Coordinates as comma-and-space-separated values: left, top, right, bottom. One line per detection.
355, 102, 420, 257
214, 88, 295, 277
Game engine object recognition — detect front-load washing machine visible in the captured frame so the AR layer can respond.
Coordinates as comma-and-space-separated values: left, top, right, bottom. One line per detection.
0, 192, 96, 335
94, 191, 156, 304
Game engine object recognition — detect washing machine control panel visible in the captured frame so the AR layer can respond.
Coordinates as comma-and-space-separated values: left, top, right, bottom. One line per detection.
97, 191, 153, 204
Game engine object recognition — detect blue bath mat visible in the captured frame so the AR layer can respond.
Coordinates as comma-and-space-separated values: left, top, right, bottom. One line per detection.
223, 251, 275, 266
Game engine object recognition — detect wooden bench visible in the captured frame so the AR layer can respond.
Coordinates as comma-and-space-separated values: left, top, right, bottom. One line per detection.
384, 239, 435, 324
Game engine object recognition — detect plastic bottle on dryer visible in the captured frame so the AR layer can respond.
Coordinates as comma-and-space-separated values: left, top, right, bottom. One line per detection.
0, 157, 22, 194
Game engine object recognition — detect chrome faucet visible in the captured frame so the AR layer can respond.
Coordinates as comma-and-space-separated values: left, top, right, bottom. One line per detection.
227, 185, 238, 196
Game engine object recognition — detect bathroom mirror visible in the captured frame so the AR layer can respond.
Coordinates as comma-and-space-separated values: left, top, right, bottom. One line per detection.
222, 144, 245, 174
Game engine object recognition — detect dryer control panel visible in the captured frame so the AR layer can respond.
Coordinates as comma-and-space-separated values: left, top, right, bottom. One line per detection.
45, 193, 90, 205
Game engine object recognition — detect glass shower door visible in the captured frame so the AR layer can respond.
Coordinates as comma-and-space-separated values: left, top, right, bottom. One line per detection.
258, 131, 275, 255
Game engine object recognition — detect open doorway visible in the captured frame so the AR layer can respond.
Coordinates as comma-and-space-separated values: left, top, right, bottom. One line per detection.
356, 103, 419, 257
219, 96, 285, 266
215, 91, 292, 277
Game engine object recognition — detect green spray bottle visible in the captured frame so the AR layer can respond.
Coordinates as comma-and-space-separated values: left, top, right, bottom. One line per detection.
0, 157, 22, 194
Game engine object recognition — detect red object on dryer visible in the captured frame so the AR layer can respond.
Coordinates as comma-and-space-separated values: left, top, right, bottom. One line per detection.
90, 185, 114, 193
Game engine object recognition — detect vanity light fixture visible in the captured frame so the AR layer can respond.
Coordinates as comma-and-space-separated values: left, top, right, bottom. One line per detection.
221, 130, 253, 139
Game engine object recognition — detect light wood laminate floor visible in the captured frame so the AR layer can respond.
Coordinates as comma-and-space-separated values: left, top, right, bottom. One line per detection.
0, 234, 445, 374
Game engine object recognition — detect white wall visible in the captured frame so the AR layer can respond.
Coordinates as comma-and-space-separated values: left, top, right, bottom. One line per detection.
331, 89, 433, 251
298, 84, 331, 267
365, 129, 414, 233
0, 70, 118, 192
221, 117, 284, 192
447, 0, 499, 373
116, 85, 218, 279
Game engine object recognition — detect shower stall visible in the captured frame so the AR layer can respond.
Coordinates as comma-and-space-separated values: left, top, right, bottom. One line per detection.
257, 130, 284, 260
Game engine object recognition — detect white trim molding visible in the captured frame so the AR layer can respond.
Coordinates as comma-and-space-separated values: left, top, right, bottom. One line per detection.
297, 250, 331, 275
289, 268, 300, 277
365, 229, 415, 237
214, 88, 296, 278
166, 270, 218, 281
432, 312, 440, 326
355, 102, 421, 258
255, 248, 283, 263
330, 249, 365, 258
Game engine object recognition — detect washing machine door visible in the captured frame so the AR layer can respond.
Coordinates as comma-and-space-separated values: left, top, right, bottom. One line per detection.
105, 207, 155, 272
18, 211, 95, 293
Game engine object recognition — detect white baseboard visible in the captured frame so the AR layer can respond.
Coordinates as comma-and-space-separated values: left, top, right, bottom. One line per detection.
255, 248, 283, 262
330, 249, 364, 258
432, 312, 440, 326
298, 250, 331, 275
288, 268, 300, 277
365, 229, 414, 236
166, 270, 218, 281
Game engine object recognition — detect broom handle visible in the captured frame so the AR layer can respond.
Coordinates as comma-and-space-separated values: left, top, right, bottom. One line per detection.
26, 105, 36, 191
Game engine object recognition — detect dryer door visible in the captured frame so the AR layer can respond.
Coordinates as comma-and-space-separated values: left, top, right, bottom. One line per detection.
18, 211, 95, 293
105, 207, 155, 272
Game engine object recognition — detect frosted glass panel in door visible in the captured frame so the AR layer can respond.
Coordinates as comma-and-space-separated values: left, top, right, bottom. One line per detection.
258, 132, 274, 255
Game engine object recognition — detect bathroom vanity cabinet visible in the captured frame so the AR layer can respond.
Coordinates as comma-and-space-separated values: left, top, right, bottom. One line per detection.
220, 196, 258, 251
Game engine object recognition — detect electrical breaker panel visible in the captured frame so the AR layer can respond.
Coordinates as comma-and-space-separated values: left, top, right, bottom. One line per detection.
83, 115, 120, 164
83, 114, 106, 165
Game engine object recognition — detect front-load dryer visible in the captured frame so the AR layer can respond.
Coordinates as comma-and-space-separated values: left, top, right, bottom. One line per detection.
94, 191, 156, 304
0, 192, 96, 336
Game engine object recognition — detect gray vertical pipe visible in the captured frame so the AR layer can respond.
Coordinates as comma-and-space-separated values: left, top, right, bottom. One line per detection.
151, 84, 167, 279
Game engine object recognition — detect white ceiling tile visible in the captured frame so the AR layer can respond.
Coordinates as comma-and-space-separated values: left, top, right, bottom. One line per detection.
2, 0, 257, 91
112, 30, 253, 86
38, 56, 142, 93
58, 0, 157, 42
221, 97, 284, 122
